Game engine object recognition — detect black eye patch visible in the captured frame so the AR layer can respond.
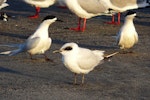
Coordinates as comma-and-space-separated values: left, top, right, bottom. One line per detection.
64, 46, 72, 51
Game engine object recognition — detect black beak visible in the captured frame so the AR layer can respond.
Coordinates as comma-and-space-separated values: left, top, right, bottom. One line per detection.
56, 19, 63, 22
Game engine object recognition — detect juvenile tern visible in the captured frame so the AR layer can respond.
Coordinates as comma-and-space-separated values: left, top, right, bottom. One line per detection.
116, 11, 138, 52
53, 42, 118, 85
63, 0, 150, 32
0, 15, 60, 61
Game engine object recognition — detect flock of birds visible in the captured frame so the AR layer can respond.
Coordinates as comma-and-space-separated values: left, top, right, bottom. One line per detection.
0, 0, 149, 85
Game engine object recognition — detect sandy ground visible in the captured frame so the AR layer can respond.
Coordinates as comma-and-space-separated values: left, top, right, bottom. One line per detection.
0, 0, 150, 100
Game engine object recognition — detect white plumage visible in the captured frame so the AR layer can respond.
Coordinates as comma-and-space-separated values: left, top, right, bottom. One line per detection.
23, 0, 56, 18
60, 43, 104, 74
0, 15, 58, 60
23, 0, 56, 8
54, 42, 105, 84
116, 11, 138, 50
62, 0, 150, 31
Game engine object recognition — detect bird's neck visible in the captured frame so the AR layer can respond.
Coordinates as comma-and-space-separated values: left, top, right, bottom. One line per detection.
34, 22, 51, 37
124, 18, 134, 26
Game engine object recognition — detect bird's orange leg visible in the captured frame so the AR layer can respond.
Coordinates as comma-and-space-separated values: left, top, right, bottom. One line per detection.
106, 12, 121, 25
29, 7, 40, 19
70, 18, 86, 32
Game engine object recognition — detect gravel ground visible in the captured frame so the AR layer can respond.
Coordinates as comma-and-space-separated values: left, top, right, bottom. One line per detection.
0, 0, 150, 100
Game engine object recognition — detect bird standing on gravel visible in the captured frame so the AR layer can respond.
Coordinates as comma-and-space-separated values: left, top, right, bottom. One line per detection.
116, 11, 138, 52
53, 42, 118, 85
0, 15, 60, 61
63, 0, 150, 32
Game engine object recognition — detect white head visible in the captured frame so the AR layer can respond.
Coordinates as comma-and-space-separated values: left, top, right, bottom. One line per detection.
53, 42, 79, 56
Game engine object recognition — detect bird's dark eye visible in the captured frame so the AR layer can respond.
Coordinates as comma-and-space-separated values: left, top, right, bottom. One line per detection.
64, 46, 72, 51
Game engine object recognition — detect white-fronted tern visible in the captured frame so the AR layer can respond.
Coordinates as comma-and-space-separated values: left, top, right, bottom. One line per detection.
0, 15, 61, 61
116, 11, 138, 52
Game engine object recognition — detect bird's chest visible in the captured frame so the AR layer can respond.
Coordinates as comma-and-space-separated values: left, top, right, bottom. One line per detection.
123, 25, 136, 37
119, 25, 137, 48
62, 56, 81, 73
29, 38, 50, 54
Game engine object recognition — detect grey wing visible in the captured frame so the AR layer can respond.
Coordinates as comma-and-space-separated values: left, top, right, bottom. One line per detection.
77, 49, 99, 70
25, 37, 41, 50
116, 29, 122, 45
109, 0, 147, 9
78, 0, 108, 14
110, 0, 136, 8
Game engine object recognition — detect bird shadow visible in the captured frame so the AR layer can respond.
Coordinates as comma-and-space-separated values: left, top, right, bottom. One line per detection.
0, 66, 22, 74
0, 66, 52, 80
0, 32, 28, 40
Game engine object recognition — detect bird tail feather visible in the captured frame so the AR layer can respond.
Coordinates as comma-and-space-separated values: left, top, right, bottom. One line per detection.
0, 51, 11, 55
0, 49, 22, 56
0, 44, 21, 48
104, 52, 119, 59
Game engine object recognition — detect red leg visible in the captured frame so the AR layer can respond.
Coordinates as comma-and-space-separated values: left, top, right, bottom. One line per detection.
70, 17, 82, 31
81, 18, 86, 32
70, 18, 86, 32
105, 13, 121, 25
117, 12, 121, 25
105, 15, 115, 24
29, 7, 40, 19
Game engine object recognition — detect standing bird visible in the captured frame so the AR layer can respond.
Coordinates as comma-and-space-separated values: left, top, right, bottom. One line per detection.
63, 0, 109, 32
0, 15, 60, 61
53, 42, 118, 85
116, 11, 138, 52
23, 0, 56, 18
63, 0, 150, 32
105, 0, 150, 25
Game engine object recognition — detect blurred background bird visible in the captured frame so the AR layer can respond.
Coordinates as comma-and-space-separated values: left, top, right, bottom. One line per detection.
116, 11, 138, 53
62, 0, 150, 32
0, 0, 9, 10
